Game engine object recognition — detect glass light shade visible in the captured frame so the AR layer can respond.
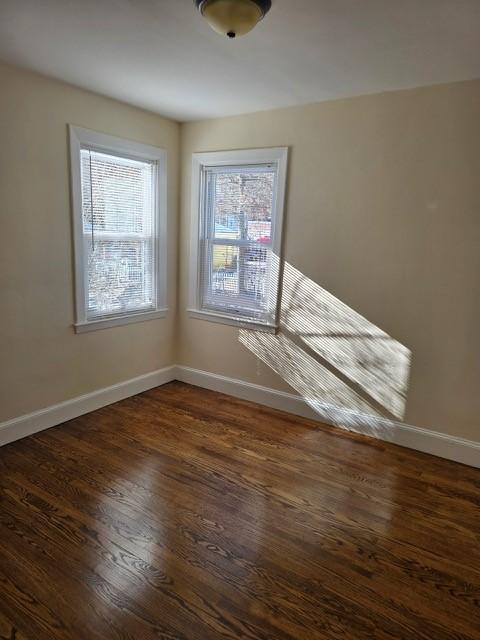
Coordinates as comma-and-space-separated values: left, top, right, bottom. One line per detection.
200, 0, 264, 38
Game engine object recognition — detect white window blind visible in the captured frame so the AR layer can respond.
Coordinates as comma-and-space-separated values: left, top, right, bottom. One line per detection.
196, 158, 284, 327
69, 126, 167, 333
80, 149, 156, 319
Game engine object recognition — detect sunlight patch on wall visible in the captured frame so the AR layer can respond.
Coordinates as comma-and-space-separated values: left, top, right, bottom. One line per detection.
280, 262, 411, 419
239, 330, 381, 417
240, 260, 411, 426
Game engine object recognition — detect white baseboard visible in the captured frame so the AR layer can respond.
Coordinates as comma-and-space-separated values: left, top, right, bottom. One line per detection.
174, 365, 319, 419
0, 366, 176, 448
1, 363, 478, 469
174, 365, 480, 468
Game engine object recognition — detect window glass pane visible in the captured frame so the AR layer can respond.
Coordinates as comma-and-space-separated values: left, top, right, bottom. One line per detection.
201, 241, 272, 318
80, 149, 156, 318
209, 168, 275, 243
86, 239, 154, 316
210, 244, 240, 296
81, 150, 153, 234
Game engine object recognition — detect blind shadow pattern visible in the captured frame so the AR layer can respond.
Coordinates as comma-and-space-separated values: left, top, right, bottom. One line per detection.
239, 261, 411, 425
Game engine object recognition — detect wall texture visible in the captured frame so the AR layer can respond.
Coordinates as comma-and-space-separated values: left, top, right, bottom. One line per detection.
179, 79, 480, 441
0, 62, 179, 422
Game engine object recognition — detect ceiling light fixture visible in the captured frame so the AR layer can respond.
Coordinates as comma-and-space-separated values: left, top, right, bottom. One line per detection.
194, 0, 272, 39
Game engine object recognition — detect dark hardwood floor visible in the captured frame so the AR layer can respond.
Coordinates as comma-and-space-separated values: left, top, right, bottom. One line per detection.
0, 381, 479, 640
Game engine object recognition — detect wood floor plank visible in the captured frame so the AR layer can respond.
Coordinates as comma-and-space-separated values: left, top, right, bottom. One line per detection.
0, 381, 479, 639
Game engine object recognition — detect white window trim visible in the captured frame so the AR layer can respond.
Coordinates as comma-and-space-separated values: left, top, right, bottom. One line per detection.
69, 125, 168, 333
188, 147, 288, 332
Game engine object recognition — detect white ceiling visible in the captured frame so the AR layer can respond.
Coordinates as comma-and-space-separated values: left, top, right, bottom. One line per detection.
1, 0, 479, 122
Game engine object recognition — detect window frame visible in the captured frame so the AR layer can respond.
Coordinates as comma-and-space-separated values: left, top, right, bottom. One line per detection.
188, 147, 288, 332
69, 125, 168, 333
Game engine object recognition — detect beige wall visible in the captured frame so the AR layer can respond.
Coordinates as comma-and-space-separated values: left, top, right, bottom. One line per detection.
179, 79, 480, 441
0, 62, 179, 422
1, 61, 478, 444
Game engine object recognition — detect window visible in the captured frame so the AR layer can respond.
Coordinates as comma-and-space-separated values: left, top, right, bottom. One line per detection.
189, 148, 288, 331
69, 126, 167, 332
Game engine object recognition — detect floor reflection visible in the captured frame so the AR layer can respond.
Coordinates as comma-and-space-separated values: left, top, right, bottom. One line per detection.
2, 384, 477, 639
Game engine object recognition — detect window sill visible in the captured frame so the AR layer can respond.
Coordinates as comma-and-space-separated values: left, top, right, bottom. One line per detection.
187, 308, 278, 333
74, 308, 168, 333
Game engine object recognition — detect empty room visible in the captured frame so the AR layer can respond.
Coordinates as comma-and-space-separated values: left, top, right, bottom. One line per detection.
0, 1, 479, 638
